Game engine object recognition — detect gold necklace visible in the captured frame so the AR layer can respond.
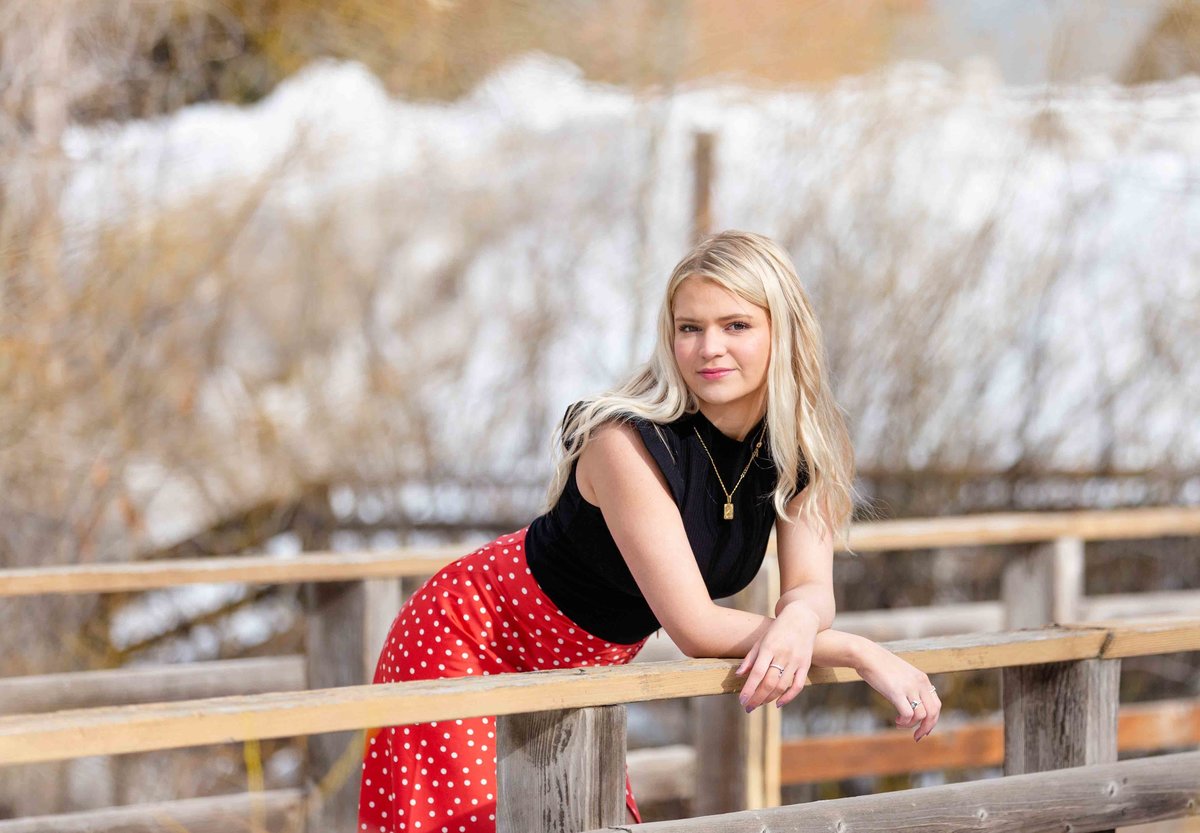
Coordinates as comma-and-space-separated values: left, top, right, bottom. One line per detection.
693, 419, 768, 520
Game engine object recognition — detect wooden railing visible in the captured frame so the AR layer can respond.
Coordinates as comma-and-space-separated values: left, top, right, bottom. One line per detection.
1, 506, 1198, 830
4, 507, 1197, 597
587, 753, 1200, 833
0, 618, 1198, 831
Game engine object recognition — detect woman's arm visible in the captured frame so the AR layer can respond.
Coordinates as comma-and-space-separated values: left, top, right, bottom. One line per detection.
577, 420, 855, 662
715, 607, 942, 741
577, 420, 742, 658
674, 602, 868, 667
576, 422, 887, 713
773, 492, 836, 630
576, 422, 939, 736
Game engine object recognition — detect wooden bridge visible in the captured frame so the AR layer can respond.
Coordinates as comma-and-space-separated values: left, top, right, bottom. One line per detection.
1, 506, 1198, 831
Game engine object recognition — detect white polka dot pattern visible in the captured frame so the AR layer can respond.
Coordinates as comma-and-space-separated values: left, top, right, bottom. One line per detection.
357, 527, 650, 832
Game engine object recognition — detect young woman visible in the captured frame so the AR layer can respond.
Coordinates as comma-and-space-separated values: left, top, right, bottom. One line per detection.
357, 230, 941, 833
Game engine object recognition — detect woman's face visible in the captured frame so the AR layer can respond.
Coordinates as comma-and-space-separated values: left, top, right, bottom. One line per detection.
672, 277, 771, 428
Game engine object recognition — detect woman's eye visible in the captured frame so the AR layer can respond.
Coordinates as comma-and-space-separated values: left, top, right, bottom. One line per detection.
728, 321, 749, 331
677, 324, 698, 333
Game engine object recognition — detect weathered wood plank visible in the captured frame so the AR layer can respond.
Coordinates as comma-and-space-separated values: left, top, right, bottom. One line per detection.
1084, 589, 1200, 621
0, 789, 303, 833
1093, 615, 1200, 658
0, 549, 470, 597
304, 581, 365, 833
650, 592, 1200, 648
0, 656, 306, 714
691, 131, 714, 241
0, 594, 1183, 712
753, 556, 782, 811
1052, 536, 1085, 623
497, 706, 626, 833
476, 698, 1200, 807
4, 507, 1197, 597
692, 558, 780, 815
866, 623, 1110, 672
583, 750, 1200, 833
1002, 536, 1084, 629
836, 600, 1005, 639
846, 506, 1200, 551
1003, 658, 1119, 777
0, 621, 1193, 766
363, 577, 404, 681
626, 745, 694, 804
780, 697, 1200, 783
783, 717, 1007, 784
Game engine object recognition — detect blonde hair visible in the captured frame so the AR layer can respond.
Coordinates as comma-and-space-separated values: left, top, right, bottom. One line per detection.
543, 230, 857, 545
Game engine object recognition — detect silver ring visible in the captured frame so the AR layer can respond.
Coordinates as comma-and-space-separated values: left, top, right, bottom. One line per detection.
768, 663, 785, 674
928, 685, 937, 693
909, 699, 922, 709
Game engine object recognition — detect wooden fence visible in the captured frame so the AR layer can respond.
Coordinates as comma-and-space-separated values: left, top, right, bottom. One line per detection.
1, 506, 1198, 830
0, 618, 1198, 831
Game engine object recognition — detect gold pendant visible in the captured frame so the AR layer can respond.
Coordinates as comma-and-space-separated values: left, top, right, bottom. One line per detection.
723, 502, 734, 520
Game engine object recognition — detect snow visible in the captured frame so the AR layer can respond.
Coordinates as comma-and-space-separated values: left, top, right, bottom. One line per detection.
50, 53, 1200, 559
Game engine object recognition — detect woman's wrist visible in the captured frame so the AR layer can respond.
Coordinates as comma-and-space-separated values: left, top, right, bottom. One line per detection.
776, 602, 821, 632
844, 633, 881, 673
810, 628, 877, 671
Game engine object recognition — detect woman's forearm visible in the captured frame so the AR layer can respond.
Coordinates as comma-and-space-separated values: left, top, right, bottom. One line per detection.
691, 604, 871, 670
689, 604, 776, 657
810, 625, 872, 670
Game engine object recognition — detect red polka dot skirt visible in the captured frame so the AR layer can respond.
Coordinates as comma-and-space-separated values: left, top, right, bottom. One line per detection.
358, 527, 651, 832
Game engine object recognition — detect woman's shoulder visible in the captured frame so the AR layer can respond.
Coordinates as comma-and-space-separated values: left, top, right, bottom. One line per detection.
563, 402, 688, 502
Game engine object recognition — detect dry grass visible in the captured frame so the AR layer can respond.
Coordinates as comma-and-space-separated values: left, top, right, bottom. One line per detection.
2, 0, 1200, 819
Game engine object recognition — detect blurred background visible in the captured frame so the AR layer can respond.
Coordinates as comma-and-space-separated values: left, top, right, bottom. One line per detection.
2, 0, 1199, 826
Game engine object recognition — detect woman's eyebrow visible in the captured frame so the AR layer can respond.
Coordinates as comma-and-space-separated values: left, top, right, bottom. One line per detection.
673, 313, 753, 323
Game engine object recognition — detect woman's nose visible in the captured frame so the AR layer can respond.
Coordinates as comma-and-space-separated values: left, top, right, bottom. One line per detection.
699, 330, 726, 358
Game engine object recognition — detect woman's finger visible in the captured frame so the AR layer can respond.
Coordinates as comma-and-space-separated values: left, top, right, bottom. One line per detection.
775, 660, 809, 708
915, 703, 938, 740
743, 655, 790, 709
762, 661, 792, 706
736, 643, 760, 677
916, 685, 942, 740
893, 691, 921, 728
739, 652, 772, 706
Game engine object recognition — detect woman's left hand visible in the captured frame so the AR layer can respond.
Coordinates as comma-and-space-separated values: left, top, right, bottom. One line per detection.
733, 605, 819, 711
854, 641, 942, 741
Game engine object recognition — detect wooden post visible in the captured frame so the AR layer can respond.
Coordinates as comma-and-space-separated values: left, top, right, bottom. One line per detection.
1001, 536, 1084, 628
304, 581, 367, 832
1002, 658, 1119, 774
692, 557, 781, 815
496, 705, 628, 833
1050, 535, 1085, 623
362, 577, 403, 680
749, 554, 781, 810
692, 131, 715, 241
1002, 657, 1120, 833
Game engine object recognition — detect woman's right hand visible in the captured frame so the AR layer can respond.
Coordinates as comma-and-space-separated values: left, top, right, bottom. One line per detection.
852, 640, 942, 741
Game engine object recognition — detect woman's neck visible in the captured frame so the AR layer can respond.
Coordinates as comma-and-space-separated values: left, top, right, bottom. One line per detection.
697, 401, 767, 442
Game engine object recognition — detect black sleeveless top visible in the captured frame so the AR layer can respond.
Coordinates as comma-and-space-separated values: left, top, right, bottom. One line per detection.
525, 404, 804, 645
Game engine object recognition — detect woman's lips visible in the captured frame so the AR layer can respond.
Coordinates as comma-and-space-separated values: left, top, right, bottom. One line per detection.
699, 369, 733, 380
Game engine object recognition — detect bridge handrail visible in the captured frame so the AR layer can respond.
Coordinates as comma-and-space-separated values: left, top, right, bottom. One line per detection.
1, 617, 1196, 767
3, 506, 1198, 597
581, 750, 1200, 833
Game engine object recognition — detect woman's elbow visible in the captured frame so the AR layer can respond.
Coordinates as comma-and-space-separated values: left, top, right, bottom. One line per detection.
667, 623, 710, 658
674, 632, 705, 659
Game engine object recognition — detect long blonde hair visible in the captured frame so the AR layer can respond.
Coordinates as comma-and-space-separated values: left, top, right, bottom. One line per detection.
543, 230, 857, 545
